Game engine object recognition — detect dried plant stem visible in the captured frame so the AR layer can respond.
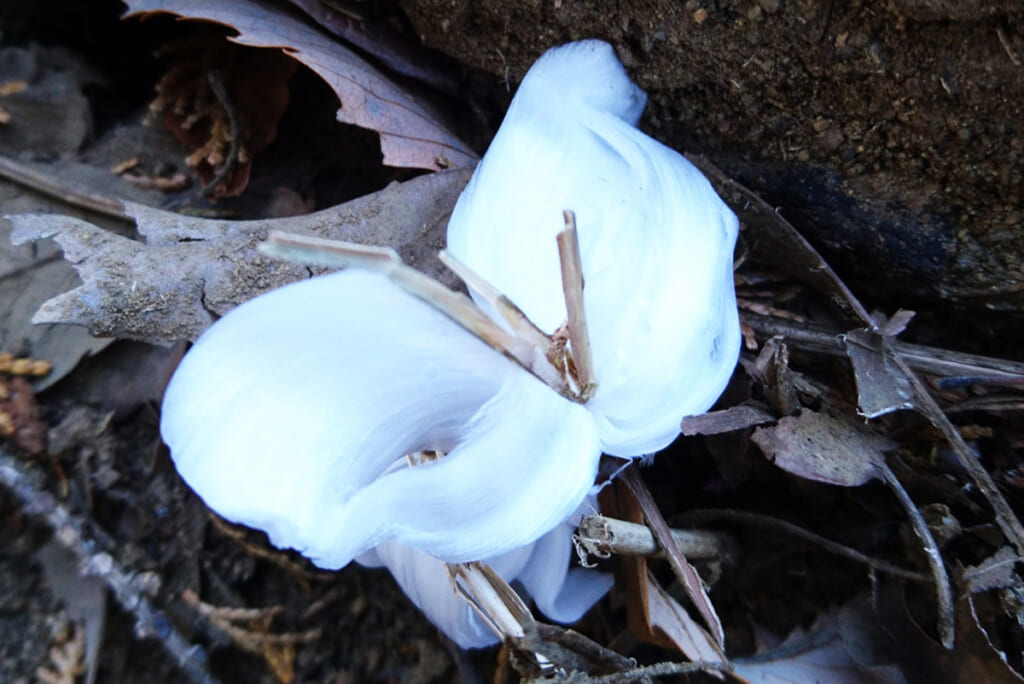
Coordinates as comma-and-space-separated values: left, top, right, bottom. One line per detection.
438, 249, 553, 354
581, 660, 732, 683
181, 589, 283, 622
575, 515, 724, 560
202, 69, 240, 196
885, 342, 1024, 560
877, 462, 955, 649
621, 467, 725, 648
557, 211, 596, 399
260, 231, 569, 396
674, 509, 931, 582
0, 451, 218, 684
742, 312, 1024, 384
208, 514, 328, 591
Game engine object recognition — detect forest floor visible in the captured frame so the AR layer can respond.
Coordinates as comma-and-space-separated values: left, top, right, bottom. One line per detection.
1, 2, 1023, 683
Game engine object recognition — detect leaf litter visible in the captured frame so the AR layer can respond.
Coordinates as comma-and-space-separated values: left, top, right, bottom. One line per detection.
2, 4, 1024, 682
124, 0, 478, 172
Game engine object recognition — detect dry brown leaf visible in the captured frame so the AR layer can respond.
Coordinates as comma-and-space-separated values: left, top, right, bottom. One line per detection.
752, 409, 896, 487
124, 0, 478, 171
963, 547, 1022, 594
878, 582, 1024, 683
9, 167, 472, 344
843, 328, 917, 419
645, 571, 726, 665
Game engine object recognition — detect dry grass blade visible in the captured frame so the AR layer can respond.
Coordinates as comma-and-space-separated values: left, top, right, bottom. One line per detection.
557, 211, 596, 399
260, 231, 569, 396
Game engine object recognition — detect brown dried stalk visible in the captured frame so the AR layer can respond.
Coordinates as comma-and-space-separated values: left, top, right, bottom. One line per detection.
557, 211, 596, 400
260, 230, 571, 397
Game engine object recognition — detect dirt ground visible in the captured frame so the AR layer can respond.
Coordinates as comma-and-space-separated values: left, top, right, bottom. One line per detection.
404, 0, 1024, 343
1, 1, 1023, 683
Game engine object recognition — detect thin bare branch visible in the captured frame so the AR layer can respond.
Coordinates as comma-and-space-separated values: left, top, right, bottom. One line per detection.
260, 231, 570, 397
877, 462, 955, 649
674, 509, 931, 582
557, 211, 596, 399
0, 451, 218, 684
582, 660, 732, 683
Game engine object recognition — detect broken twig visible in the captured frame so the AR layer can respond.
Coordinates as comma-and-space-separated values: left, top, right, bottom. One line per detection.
575, 514, 724, 561
0, 450, 218, 684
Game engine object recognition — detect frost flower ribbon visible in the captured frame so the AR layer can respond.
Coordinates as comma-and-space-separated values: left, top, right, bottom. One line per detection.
160, 39, 739, 647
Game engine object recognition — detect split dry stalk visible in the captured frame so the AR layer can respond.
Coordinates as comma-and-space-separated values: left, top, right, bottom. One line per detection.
447, 562, 533, 642
438, 249, 552, 354
557, 211, 596, 400
261, 231, 569, 397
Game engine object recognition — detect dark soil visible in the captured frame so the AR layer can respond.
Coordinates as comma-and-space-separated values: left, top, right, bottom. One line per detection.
403, 0, 1024, 346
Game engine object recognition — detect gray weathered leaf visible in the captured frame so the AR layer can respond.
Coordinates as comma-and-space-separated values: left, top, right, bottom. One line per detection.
752, 409, 896, 487
9, 167, 472, 344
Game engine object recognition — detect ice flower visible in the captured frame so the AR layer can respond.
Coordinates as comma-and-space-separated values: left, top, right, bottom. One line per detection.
159, 39, 739, 647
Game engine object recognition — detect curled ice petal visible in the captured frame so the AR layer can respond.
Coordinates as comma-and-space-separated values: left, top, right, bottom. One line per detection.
161, 270, 600, 569
446, 39, 740, 457
311, 368, 601, 567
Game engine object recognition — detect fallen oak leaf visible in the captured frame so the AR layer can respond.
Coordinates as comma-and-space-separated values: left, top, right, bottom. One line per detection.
124, 0, 478, 171
8, 167, 472, 344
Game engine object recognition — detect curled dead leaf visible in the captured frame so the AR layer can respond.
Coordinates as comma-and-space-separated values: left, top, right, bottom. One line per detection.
124, 0, 478, 171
